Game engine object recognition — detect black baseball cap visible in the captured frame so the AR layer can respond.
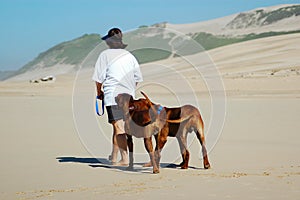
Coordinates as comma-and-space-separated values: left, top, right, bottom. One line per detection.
101, 28, 123, 40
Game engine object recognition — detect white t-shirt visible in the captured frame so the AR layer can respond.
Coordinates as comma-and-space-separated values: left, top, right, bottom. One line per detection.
92, 48, 143, 106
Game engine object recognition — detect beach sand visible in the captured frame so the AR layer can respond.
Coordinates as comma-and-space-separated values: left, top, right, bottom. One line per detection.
0, 34, 299, 199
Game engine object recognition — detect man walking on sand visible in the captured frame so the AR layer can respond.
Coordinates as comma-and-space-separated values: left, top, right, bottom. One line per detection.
93, 28, 143, 165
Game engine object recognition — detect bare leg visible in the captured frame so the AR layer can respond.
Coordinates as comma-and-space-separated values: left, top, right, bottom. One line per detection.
110, 120, 128, 166
110, 129, 119, 163
116, 133, 129, 165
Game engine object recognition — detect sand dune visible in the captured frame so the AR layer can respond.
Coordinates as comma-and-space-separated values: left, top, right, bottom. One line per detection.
167, 4, 300, 35
0, 33, 300, 199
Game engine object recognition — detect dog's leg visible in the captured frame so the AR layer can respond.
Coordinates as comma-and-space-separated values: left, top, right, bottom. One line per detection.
176, 137, 185, 167
196, 123, 211, 169
176, 133, 190, 169
143, 134, 159, 168
177, 126, 190, 169
142, 128, 153, 168
154, 129, 168, 172
144, 137, 159, 174
127, 134, 134, 170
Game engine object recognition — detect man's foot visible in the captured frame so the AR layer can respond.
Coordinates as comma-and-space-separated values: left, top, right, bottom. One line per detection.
109, 155, 118, 165
112, 160, 129, 166
143, 162, 152, 167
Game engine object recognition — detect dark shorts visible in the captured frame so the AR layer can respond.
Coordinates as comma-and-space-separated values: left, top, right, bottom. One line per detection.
106, 105, 124, 124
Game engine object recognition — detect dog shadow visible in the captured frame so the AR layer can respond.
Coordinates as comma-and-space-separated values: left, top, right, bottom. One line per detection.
56, 156, 204, 173
161, 163, 204, 170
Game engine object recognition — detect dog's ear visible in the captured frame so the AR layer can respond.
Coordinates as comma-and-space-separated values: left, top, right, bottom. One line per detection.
140, 91, 152, 105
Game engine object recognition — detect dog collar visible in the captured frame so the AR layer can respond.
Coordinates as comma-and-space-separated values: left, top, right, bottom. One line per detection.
157, 105, 163, 115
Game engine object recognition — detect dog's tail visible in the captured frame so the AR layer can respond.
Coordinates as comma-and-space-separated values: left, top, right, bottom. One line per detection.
166, 116, 191, 123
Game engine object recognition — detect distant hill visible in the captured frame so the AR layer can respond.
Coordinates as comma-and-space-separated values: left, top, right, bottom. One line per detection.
28, 34, 101, 69
226, 5, 300, 29
167, 4, 300, 35
5, 34, 102, 81
5, 4, 300, 81
0, 71, 15, 81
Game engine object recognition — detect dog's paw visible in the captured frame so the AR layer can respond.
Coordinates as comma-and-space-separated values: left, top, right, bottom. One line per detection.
179, 161, 185, 167
180, 165, 188, 169
204, 164, 211, 169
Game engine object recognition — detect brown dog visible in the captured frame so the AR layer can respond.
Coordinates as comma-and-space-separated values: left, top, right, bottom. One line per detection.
115, 92, 211, 173
115, 93, 161, 173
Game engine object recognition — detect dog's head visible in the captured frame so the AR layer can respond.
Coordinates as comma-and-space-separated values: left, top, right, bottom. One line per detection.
115, 93, 133, 112
115, 93, 152, 126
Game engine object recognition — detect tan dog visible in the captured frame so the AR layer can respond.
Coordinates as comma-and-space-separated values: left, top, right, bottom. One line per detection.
141, 92, 211, 171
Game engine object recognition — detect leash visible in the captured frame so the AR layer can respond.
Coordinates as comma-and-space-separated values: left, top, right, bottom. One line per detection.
95, 96, 105, 116
157, 105, 163, 115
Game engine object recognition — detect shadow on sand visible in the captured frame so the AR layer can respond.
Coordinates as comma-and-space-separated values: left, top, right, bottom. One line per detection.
56, 156, 204, 173
56, 156, 147, 173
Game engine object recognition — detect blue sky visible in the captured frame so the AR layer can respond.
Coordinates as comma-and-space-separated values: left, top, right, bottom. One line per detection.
0, 0, 299, 71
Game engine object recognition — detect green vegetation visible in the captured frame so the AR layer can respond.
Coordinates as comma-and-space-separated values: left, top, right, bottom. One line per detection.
124, 28, 172, 64
18, 34, 102, 74
227, 5, 300, 28
56, 34, 101, 65
131, 48, 171, 64
192, 32, 241, 50
138, 25, 148, 28
192, 30, 300, 50
262, 5, 300, 25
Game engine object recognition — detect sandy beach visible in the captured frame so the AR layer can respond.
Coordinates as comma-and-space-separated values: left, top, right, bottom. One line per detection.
1, 34, 300, 199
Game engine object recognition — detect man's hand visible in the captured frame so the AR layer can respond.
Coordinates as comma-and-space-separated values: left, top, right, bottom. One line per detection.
97, 91, 104, 100
96, 82, 104, 100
